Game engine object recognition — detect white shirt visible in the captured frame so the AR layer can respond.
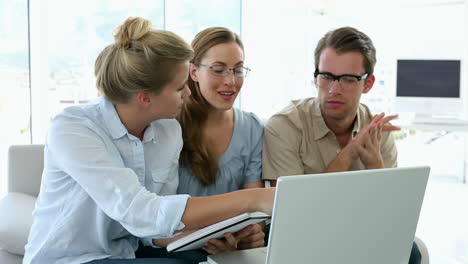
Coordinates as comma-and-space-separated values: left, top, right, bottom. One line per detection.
24, 96, 189, 264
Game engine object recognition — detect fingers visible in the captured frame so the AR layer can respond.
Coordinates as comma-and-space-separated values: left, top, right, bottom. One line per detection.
225, 232, 238, 248
372, 112, 385, 123
382, 124, 401, 132
381, 114, 398, 124
202, 241, 221, 255
364, 113, 383, 134
381, 114, 401, 131
233, 224, 266, 250
369, 113, 401, 133
356, 127, 385, 169
236, 224, 264, 240
376, 123, 382, 142
238, 239, 265, 250
359, 112, 385, 140
203, 225, 266, 254
237, 231, 265, 250
238, 225, 264, 243
235, 224, 255, 240
203, 234, 238, 254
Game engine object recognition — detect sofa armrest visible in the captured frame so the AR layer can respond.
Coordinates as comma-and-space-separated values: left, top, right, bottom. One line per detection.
0, 192, 36, 255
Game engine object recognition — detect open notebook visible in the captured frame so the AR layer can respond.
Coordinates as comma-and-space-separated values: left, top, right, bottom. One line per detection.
167, 212, 270, 252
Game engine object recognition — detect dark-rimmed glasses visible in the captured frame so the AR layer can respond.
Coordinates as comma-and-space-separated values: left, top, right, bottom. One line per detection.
314, 70, 368, 89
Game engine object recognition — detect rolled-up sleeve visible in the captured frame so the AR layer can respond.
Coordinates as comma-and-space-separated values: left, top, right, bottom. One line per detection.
140, 194, 189, 246
47, 116, 188, 239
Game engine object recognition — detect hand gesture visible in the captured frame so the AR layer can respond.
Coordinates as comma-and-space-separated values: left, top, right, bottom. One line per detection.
351, 113, 400, 169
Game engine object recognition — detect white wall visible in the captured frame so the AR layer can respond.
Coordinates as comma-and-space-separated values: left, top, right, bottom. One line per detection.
240, 1, 466, 119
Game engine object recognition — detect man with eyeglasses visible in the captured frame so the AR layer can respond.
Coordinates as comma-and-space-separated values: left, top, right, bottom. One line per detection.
262, 27, 421, 264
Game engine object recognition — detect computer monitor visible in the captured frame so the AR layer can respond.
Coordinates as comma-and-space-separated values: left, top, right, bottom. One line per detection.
394, 59, 464, 119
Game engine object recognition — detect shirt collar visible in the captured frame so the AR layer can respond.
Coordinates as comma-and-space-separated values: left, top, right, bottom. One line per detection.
100, 96, 157, 142
351, 109, 362, 138
142, 122, 156, 143
312, 100, 332, 140
100, 96, 128, 140
311, 99, 362, 140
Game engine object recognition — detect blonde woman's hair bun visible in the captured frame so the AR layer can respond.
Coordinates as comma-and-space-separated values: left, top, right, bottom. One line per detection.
96, 16, 192, 104
113, 17, 153, 48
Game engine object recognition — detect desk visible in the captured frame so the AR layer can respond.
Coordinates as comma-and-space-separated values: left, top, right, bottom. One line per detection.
400, 122, 468, 183
400, 123, 468, 132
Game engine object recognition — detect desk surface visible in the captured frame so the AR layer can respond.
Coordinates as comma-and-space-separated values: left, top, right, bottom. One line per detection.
400, 123, 468, 132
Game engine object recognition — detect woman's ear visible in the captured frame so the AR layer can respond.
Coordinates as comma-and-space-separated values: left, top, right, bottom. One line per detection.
189, 63, 199, 82
136, 90, 151, 108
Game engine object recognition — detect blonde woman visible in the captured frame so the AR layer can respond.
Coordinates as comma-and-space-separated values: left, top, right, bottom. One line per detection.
177, 27, 265, 255
24, 18, 274, 264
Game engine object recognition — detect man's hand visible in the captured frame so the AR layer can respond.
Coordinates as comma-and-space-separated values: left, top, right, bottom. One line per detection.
325, 113, 400, 172
202, 223, 266, 254
352, 113, 399, 169
355, 123, 384, 169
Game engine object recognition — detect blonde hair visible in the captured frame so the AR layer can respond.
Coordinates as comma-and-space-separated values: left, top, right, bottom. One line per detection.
177, 27, 244, 185
95, 17, 193, 104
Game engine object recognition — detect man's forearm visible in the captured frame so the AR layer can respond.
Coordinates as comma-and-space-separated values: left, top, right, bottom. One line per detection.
324, 148, 355, 173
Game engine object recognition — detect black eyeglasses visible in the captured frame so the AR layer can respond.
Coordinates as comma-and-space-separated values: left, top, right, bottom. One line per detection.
314, 70, 368, 89
197, 63, 251, 78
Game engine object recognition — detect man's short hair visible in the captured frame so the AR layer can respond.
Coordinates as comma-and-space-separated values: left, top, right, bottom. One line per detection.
314, 27, 376, 75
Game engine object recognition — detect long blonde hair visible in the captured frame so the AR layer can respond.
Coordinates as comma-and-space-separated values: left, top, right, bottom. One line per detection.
95, 17, 193, 104
177, 27, 244, 185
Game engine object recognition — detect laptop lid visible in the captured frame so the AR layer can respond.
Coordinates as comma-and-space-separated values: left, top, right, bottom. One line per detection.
266, 166, 430, 264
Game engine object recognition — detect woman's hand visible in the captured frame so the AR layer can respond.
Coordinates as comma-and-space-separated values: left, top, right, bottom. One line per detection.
202, 232, 239, 254
202, 223, 266, 254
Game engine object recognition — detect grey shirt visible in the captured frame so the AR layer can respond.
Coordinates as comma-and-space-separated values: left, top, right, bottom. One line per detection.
177, 108, 263, 196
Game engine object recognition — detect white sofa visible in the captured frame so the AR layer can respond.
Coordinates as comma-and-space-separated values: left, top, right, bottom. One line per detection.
0, 145, 43, 264
0, 144, 430, 263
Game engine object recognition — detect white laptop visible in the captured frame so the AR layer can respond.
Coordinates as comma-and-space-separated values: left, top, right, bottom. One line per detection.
207, 166, 430, 264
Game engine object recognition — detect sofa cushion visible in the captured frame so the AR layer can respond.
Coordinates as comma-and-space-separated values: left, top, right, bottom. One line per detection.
0, 249, 23, 264
0, 192, 36, 255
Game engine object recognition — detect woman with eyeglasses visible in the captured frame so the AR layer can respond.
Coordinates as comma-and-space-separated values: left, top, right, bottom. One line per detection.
24, 18, 274, 264
176, 27, 266, 255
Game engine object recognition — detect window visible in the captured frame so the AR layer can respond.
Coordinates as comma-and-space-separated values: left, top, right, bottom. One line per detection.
30, 0, 165, 142
0, 0, 30, 196
165, 0, 241, 42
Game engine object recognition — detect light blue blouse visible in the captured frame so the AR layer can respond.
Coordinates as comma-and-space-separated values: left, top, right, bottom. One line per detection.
24, 96, 189, 264
177, 108, 263, 197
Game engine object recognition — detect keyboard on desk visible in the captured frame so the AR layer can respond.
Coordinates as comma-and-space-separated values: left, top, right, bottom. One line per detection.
412, 118, 468, 126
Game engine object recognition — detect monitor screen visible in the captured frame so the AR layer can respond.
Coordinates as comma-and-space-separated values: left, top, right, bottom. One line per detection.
396, 60, 460, 98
